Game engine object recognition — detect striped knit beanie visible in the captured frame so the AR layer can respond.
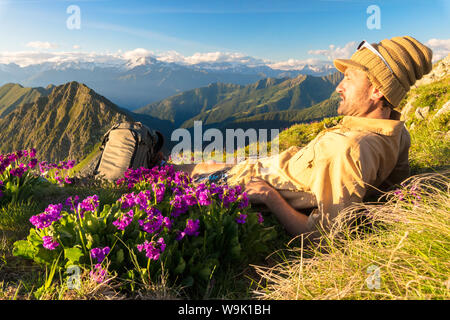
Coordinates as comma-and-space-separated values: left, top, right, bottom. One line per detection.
334, 36, 433, 107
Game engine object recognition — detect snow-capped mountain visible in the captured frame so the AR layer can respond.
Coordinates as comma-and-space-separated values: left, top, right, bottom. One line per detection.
0, 53, 336, 110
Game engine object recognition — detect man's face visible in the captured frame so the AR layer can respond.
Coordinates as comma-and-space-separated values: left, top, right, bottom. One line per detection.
335, 68, 375, 117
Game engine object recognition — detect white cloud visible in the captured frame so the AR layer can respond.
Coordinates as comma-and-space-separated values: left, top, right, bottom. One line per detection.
0, 47, 334, 72
267, 58, 333, 71
122, 48, 154, 61
308, 41, 357, 61
426, 38, 450, 62
156, 50, 267, 67
0, 51, 125, 67
26, 41, 59, 49
73, 45, 81, 50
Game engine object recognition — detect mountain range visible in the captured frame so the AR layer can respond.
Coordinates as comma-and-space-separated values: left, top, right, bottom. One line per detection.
0, 71, 342, 163
136, 72, 343, 134
0, 56, 336, 110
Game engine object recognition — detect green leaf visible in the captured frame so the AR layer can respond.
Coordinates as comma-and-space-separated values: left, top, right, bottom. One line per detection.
12, 240, 37, 260
34, 247, 58, 265
181, 276, 194, 288
64, 246, 84, 265
115, 249, 124, 265
173, 257, 186, 274
197, 267, 211, 282
27, 228, 43, 247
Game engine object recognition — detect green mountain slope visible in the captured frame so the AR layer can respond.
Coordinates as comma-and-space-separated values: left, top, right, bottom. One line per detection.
228, 91, 341, 130
135, 72, 343, 132
135, 82, 243, 127
0, 83, 53, 118
181, 72, 342, 128
0, 81, 132, 163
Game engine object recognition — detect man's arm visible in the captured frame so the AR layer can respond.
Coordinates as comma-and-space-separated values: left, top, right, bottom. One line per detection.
244, 179, 310, 236
173, 162, 234, 178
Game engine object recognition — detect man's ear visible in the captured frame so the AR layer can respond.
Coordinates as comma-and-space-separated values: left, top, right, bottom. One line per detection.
370, 86, 385, 102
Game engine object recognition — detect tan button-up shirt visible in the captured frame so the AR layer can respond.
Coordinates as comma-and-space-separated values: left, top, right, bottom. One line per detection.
226, 115, 411, 233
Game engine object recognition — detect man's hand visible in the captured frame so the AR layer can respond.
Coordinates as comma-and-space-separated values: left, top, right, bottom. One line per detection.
244, 178, 311, 236
244, 178, 277, 205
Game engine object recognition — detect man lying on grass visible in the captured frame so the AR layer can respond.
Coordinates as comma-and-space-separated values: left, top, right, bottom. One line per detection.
176, 36, 433, 238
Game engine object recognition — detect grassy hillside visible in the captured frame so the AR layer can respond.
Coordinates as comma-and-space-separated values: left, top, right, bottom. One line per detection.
0, 83, 52, 118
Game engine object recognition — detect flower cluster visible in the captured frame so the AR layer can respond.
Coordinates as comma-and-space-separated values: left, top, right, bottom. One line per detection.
14, 163, 275, 295
29, 203, 63, 229
63, 195, 100, 219
90, 247, 110, 263
90, 264, 107, 283
42, 236, 59, 250
39, 160, 75, 186
138, 207, 171, 234
117, 165, 177, 190
235, 213, 247, 224
176, 219, 200, 240
0, 149, 37, 175
137, 237, 166, 261
0, 149, 38, 180
78, 195, 99, 214
113, 209, 134, 231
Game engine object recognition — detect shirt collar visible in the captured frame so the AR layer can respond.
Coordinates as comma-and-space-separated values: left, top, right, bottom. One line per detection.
341, 116, 405, 136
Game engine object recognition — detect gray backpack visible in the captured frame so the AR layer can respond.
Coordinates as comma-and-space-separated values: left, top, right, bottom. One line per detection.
93, 122, 164, 181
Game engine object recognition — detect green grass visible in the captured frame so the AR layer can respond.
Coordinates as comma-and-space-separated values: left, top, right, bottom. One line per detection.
409, 115, 450, 175
253, 173, 450, 300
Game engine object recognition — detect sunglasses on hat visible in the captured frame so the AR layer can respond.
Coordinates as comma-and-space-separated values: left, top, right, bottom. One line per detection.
357, 40, 394, 74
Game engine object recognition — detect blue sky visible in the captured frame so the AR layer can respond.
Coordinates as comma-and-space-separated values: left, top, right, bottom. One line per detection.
0, 0, 449, 65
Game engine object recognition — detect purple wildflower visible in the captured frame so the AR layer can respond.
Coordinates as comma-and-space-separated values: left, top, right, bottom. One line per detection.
90, 263, 107, 283
90, 247, 110, 264
152, 183, 166, 203
64, 176, 72, 184
197, 189, 212, 206
237, 192, 249, 209
235, 213, 247, 224
65, 195, 80, 211
139, 207, 164, 234
29, 148, 36, 158
113, 209, 134, 231
394, 189, 405, 201
184, 219, 200, 236
27, 158, 38, 169
119, 192, 137, 210
170, 195, 188, 217
79, 195, 99, 213
137, 237, 166, 261
257, 212, 264, 224
29, 203, 63, 229
136, 190, 152, 210
175, 231, 186, 241
42, 236, 59, 250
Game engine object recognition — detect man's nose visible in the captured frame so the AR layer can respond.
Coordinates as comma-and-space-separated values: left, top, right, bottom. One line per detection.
336, 80, 344, 93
